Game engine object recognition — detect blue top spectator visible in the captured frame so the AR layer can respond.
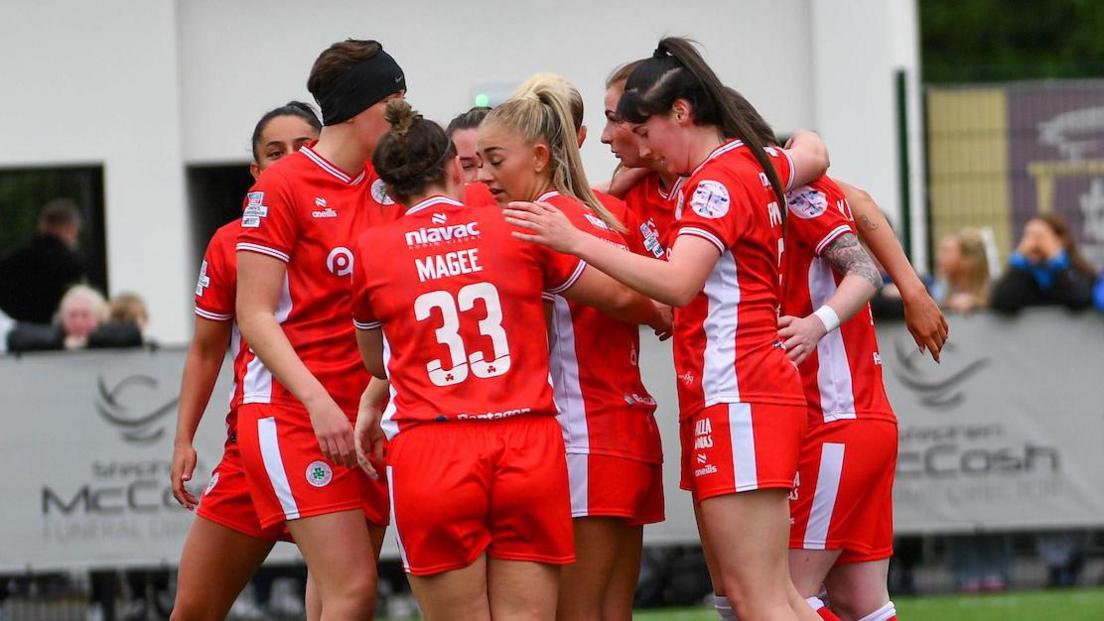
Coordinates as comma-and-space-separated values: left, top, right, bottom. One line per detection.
991, 214, 1096, 314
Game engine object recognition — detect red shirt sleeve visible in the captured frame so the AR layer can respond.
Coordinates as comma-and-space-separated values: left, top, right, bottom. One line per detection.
236, 171, 299, 262
350, 231, 381, 330
786, 178, 854, 256
765, 146, 796, 191
194, 226, 236, 322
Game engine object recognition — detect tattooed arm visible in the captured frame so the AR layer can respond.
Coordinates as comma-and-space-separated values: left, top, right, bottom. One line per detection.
837, 181, 948, 361
778, 232, 880, 365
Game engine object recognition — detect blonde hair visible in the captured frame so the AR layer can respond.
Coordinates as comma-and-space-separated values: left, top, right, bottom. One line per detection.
487, 73, 625, 232
56, 284, 109, 324
109, 292, 149, 327
950, 228, 991, 303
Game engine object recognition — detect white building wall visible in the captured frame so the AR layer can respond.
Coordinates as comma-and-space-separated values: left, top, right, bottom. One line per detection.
0, 0, 191, 343
0, 0, 920, 343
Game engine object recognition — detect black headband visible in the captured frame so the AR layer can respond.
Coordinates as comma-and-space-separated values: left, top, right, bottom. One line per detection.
317, 47, 406, 126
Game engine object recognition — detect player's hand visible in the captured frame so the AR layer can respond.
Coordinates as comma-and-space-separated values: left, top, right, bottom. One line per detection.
607, 166, 651, 199
504, 201, 584, 254
305, 393, 357, 468
902, 291, 948, 363
171, 440, 199, 510
777, 314, 827, 366
354, 399, 386, 480
652, 302, 674, 341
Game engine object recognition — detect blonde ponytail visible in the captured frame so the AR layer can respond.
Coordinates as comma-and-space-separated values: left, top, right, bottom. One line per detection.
490, 73, 625, 233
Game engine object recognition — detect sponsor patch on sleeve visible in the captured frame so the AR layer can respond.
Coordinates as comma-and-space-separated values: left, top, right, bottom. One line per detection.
689, 180, 730, 219
242, 192, 268, 228
787, 187, 828, 219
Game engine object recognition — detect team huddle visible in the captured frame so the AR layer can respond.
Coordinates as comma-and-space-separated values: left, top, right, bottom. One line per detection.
169, 36, 948, 621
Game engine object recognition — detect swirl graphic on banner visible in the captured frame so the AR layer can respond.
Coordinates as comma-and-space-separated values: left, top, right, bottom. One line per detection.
891, 340, 992, 410
95, 375, 179, 444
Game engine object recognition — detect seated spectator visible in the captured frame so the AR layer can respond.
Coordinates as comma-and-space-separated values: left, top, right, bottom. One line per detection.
6, 285, 141, 352
990, 214, 1096, 314
1094, 272, 1104, 312
109, 292, 149, 332
0, 198, 87, 324
931, 228, 990, 313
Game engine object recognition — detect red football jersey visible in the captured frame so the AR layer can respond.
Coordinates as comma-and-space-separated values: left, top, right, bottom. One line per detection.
622, 172, 685, 259
538, 191, 661, 464
780, 176, 895, 425
463, 181, 498, 207
194, 219, 250, 436
669, 139, 805, 418
350, 194, 586, 440
235, 146, 396, 414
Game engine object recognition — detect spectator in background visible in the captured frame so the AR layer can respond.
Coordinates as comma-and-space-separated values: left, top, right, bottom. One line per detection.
1094, 272, 1104, 312
931, 228, 990, 313
0, 198, 87, 324
109, 292, 149, 332
990, 214, 1096, 313
6, 284, 141, 352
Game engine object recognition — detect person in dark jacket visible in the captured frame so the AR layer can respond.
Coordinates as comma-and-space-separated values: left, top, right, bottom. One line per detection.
990, 214, 1096, 313
0, 199, 87, 324
6, 284, 140, 352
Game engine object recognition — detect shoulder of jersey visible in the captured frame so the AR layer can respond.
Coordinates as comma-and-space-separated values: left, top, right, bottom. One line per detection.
786, 183, 829, 219
593, 188, 629, 221
213, 218, 242, 244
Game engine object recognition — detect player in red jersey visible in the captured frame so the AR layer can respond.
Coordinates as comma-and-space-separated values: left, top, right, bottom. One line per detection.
724, 93, 943, 621
170, 102, 321, 621
484, 73, 667, 621
350, 99, 668, 621
446, 106, 502, 208
235, 39, 404, 620
505, 38, 830, 621
601, 59, 684, 255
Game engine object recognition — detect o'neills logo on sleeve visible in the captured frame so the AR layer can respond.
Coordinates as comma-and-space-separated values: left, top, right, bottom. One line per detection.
404, 222, 480, 248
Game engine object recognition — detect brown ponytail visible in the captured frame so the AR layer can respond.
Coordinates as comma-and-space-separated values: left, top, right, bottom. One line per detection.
371, 99, 455, 205
617, 37, 787, 209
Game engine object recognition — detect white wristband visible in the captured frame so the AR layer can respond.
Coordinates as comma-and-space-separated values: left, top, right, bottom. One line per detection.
812, 305, 841, 333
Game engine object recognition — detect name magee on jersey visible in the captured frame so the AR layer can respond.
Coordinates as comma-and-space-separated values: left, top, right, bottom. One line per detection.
404, 222, 480, 247
415, 249, 483, 282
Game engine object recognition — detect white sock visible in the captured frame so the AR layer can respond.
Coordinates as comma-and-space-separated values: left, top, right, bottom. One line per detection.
856, 600, 897, 621
714, 594, 739, 620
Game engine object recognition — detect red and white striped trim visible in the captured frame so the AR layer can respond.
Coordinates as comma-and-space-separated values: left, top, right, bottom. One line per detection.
537, 190, 560, 202
353, 319, 381, 331
802, 442, 845, 549
386, 466, 410, 572
546, 259, 587, 295
658, 176, 685, 201
194, 307, 233, 322
301, 146, 366, 185
405, 195, 464, 216
236, 242, 290, 263
814, 225, 854, 256
258, 416, 300, 520
780, 148, 797, 191
689, 139, 744, 179
677, 227, 726, 254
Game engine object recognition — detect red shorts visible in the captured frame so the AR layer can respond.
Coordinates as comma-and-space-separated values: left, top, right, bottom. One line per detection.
789, 419, 897, 563
388, 415, 574, 576
196, 438, 290, 541
237, 403, 389, 530
679, 402, 807, 502
567, 453, 664, 526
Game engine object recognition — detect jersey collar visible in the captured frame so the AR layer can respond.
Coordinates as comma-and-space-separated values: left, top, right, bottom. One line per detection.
688, 139, 744, 179
536, 189, 560, 202
300, 146, 367, 185
405, 194, 464, 216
